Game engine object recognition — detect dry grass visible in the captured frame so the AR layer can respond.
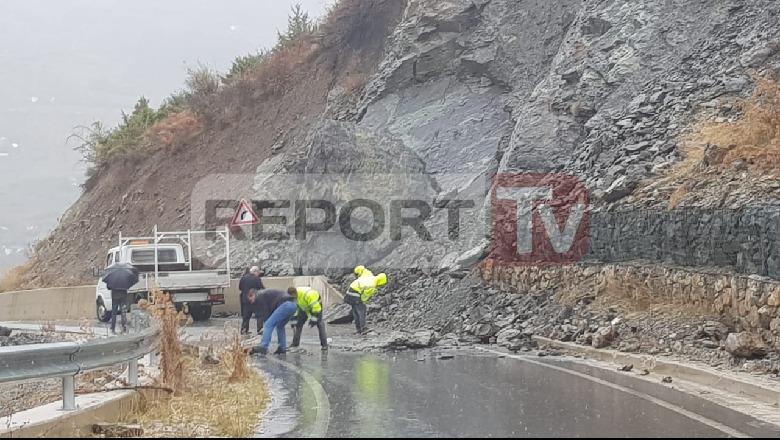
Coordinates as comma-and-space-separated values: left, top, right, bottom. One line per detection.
678, 76, 780, 174
0, 265, 28, 293
128, 330, 266, 437
151, 111, 202, 148
227, 333, 251, 384
132, 288, 267, 437
239, 38, 318, 96
132, 353, 267, 438
666, 181, 692, 210
139, 289, 187, 393
638, 76, 780, 209
703, 77, 780, 169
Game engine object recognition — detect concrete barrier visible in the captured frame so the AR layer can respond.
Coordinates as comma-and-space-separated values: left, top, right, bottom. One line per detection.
0, 277, 344, 322
215, 276, 344, 315
1, 388, 164, 438
0, 286, 95, 321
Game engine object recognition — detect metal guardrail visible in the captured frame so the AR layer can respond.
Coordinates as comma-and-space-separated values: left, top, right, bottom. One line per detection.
0, 312, 160, 411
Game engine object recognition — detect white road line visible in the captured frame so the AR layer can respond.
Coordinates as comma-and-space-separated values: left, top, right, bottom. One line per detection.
476, 347, 749, 438
264, 356, 331, 438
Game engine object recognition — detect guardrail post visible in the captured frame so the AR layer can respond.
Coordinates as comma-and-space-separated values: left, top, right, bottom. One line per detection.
62, 376, 76, 411
128, 358, 139, 386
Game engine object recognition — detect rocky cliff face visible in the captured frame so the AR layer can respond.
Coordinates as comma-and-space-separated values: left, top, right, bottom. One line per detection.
225, 0, 780, 276
356, 0, 780, 208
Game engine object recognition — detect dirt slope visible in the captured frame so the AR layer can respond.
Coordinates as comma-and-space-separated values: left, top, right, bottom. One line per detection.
20, 0, 406, 287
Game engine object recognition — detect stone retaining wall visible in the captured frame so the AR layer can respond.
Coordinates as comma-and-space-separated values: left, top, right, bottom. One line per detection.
481, 262, 780, 350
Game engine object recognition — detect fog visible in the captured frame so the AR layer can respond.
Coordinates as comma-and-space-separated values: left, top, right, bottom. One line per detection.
0, 0, 330, 273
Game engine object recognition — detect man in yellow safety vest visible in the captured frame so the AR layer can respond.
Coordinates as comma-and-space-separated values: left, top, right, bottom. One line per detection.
345, 265, 388, 335
288, 286, 328, 350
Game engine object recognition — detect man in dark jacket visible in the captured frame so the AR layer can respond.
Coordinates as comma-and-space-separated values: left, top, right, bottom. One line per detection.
239, 266, 265, 334
102, 263, 140, 335
247, 288, 296, 355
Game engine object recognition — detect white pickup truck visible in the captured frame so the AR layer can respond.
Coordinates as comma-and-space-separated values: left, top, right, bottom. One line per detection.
95, 227, 231, 322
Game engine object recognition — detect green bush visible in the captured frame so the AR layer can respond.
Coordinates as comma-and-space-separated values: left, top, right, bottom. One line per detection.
185, 64, 221, 97
222, 4, 315, 85
276, 3, 316, 49
71, 97, 163, 171
222, 52, 267, 85
158, 91, 189, 117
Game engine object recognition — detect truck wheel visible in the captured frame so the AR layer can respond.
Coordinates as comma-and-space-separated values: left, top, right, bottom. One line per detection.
97, 299, 111, 323
191, 305, 212, 322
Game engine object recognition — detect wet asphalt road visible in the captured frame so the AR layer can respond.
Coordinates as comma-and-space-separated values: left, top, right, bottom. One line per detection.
250, 332, 779, 438
179, 320, 779, 438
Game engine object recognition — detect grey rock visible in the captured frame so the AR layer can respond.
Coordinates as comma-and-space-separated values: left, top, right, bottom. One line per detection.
722, 76, 750, 93
450, 243, 488, 271
698, 339, 720, 350
602, 176, 638, 203
391, 329, 437, 349
495, 328, 523, 348
740, 44, 777, 67
474, 323, 496, 338
724, 332, 768, 359
592, 326, 616, 349
731, 159, 748, 171
325, 304, 355, 325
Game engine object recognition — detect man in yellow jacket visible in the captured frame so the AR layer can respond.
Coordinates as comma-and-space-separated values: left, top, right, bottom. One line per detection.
288, 286, 328, 350
345, 265, 388, 335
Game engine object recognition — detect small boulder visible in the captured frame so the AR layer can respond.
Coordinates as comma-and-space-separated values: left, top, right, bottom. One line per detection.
325, 304, 354, 325
700, 321, 729, 341
389, 329, 436, 349
725, 332, 768, 359
592, 326, 616, 349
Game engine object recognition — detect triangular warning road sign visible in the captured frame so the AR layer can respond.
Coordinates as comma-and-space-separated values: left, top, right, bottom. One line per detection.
231, 199, 260, 226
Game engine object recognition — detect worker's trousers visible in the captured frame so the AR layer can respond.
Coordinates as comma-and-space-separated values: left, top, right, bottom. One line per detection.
110, 290, 130, 333
258, 301, 297, 351
345, 293, 367, 333
242, 306, 262, 334
291, 311, 328, 347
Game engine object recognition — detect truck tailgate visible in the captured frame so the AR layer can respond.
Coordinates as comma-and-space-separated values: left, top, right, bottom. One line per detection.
143, 271, 230, 291
171, 292, 209, 303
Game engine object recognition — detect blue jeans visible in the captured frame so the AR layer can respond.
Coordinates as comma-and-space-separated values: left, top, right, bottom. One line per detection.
258, 301, 297, 351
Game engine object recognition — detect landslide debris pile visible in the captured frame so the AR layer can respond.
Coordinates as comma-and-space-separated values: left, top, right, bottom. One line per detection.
366, 270, 780, 374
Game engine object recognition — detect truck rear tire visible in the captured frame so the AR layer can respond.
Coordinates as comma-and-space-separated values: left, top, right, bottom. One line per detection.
97, 299, 111, 323
191, 305, 212, 322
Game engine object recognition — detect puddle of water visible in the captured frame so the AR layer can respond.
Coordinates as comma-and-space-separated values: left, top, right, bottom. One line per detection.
253, 361, 300, 438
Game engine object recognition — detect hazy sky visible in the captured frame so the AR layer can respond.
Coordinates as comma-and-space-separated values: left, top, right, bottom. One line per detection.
0, 0, 331, 273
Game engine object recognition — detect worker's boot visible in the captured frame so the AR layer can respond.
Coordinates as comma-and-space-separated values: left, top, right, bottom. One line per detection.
250, 347, 268, 356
